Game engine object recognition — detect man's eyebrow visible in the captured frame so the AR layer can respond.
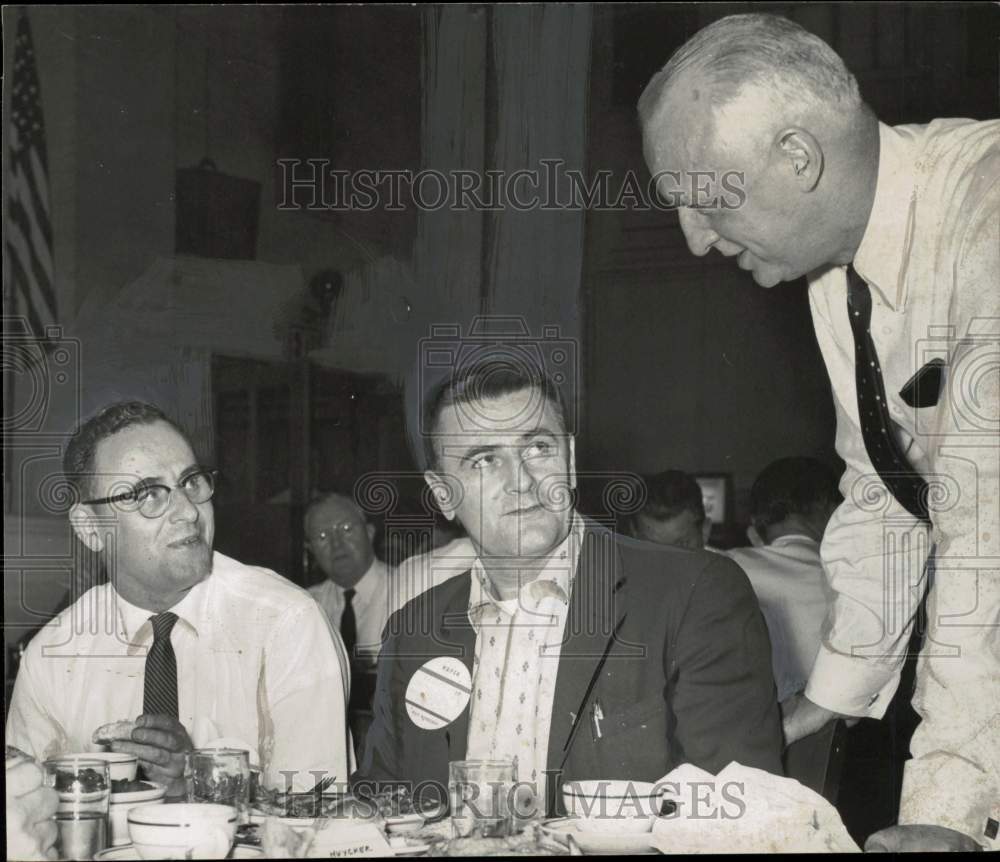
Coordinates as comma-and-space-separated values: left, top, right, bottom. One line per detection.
133, 474, 166, 488
450, 443, 501, 462
446, 428, 561, 461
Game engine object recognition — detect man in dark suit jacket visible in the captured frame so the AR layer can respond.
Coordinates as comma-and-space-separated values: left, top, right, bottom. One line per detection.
353, 356, 781, 817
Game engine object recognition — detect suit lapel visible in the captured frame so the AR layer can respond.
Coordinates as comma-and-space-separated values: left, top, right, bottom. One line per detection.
548, 525, 628, 772
438, 576, 476, 764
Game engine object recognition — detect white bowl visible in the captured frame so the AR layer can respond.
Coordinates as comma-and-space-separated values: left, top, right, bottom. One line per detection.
109, 782, 167, 846
562, 780, 665, 833
127, 802, 237, 860
64, 751, 139, 783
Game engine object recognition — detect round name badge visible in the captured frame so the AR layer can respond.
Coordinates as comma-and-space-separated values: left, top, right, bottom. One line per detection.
405, 656, 472, 731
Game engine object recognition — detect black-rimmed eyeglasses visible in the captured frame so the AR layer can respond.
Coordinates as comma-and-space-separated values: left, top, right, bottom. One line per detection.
82, 467, 218, 519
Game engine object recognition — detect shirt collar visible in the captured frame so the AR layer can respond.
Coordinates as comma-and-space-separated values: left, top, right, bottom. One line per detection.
468, 512, 584, 626
853, 122, 919, 311
769, 534, 820, 550
113, 574, 210, 655
332, 558, 385, 602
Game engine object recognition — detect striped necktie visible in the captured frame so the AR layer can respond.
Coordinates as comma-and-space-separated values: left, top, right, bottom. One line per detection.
846, 265, 929, 521
143, 612, 179, 717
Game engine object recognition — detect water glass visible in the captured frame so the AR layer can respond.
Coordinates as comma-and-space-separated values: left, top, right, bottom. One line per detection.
449, 759, 516, 839
43, 757, 111, 860
184, 748, 251, 819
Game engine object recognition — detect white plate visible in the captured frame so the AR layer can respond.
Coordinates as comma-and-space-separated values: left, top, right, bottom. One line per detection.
111, 781, 167, 805
94, 844, 264, 860
540, 818, 658, 855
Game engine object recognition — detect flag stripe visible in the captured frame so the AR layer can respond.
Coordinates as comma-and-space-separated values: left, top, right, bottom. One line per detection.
6, 10, 56, 339
7, 126, 50, 221
6, 216, 55, 324
29, 149, 51, 217
9, 173, 54, 280
7, 252, 48, 339
7, 198, 55, 310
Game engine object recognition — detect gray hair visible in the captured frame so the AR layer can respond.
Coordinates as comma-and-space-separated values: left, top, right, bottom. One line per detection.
638, 13, 862, 124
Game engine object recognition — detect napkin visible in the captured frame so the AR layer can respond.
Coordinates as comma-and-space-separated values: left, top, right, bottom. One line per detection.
649, 762, 860, 853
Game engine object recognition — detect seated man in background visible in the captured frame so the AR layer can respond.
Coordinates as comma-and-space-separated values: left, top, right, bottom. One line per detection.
5, 401, 352, 793
6, 753, 58, 860
726, 458, 841, 702
356, 358, 782, 815
629, 469, 712, 550
306, 492, 393, 672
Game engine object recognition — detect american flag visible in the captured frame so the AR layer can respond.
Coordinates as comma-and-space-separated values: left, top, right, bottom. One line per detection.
6, 10, 56, 338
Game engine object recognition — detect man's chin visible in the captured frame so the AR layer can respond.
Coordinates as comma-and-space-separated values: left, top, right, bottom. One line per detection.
750, 267, 785, 289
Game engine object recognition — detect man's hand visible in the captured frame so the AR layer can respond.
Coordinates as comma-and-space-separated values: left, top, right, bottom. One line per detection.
865, 824, 982, 852
780, 693, 842, 745
110, 713, 193, 796
6, 757, 59, 860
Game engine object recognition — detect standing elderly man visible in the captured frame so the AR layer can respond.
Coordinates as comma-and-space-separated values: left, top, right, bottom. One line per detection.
639, 13, 998, 851
5, 401, 353, 793
354, 358, 781, 816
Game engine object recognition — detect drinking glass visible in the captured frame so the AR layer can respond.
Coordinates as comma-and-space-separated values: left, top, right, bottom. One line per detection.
43, 757, 111, 860
449, 759, 516, 839
184, 748, 251, 820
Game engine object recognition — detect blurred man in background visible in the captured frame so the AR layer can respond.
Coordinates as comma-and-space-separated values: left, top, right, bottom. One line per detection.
629, 469, 712, 550
726, 457, 840, 701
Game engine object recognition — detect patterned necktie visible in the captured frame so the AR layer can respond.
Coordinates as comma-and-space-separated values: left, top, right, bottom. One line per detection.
340, 589, 357, 660
846, 266, 929, 521
143, 612, 179, 717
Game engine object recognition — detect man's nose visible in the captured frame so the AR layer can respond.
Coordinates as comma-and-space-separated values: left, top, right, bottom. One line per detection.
504, 459, 535, 495
677, 207, 719, 256
167, 487, 200, 522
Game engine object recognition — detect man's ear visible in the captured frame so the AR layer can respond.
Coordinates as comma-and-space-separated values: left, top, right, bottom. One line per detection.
776, 127, 823, 191
424, 470, 456, 521
366, 522, 376, 543
69, 503, 105, 552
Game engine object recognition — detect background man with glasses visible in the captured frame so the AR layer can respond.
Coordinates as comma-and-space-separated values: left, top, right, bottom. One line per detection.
5, 401, 353, 794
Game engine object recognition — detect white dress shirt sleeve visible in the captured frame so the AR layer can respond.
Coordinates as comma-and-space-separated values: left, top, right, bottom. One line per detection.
258, 597, 354, 791
805, 283, 930, 719
896, 178, 1000, 845
5, 645, 70, 761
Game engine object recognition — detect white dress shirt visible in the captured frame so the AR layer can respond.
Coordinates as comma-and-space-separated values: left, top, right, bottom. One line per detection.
725, 536, 831, 702
465, 515, 583, 805
807, 118, 999, 844
5, 552, 354, 791
309, 558, 391, 661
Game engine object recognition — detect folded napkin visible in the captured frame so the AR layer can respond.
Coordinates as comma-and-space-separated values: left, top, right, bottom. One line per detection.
650, 762, 860, 854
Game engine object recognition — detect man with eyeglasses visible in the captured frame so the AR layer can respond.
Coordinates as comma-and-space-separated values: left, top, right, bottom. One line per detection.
305, 493, 392, 714
5, 401, 353, 795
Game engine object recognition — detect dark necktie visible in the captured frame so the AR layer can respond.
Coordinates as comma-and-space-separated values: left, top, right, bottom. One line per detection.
846, 266, 929, 521
143, 612, 179, 717
340, 589, 357, 661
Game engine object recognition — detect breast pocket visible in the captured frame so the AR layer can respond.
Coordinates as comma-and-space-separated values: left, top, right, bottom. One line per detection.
593, 694, 669, 777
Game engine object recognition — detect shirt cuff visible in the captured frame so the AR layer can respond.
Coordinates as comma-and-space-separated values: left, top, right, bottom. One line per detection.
804, 645, 902, 719
899, 752, 998, 849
